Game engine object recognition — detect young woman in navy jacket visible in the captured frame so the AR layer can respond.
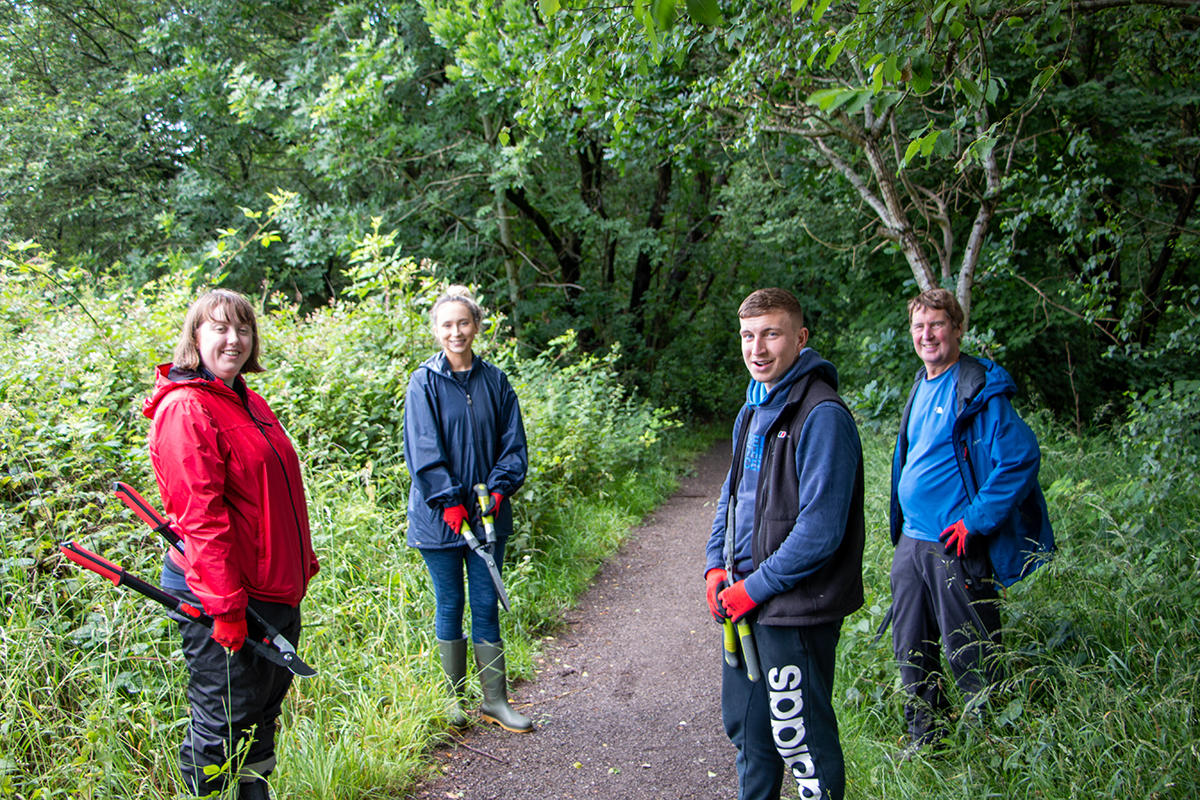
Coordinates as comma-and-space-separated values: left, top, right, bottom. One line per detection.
403, 286, 531, 732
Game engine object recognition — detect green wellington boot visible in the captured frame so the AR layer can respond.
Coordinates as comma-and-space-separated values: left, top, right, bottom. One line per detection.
474, 640, 533, 733
436, 637, 470, 728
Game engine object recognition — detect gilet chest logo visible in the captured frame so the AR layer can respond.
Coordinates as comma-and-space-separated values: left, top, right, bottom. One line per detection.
769, 665, 823, 799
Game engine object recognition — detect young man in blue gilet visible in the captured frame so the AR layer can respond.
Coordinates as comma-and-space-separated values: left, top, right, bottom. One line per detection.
706, 288, 864, 800
889, 288, 1053, 757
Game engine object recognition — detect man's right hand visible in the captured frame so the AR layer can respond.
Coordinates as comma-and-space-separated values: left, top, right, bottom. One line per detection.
706, 568, 729, 622
443, 504, 470, 535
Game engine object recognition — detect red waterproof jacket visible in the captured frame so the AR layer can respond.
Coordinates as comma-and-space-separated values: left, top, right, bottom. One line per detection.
144, 364, 318, 618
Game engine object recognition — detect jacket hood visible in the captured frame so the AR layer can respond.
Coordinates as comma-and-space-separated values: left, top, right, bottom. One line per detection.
142, 363, 241, 419
746, 348, 839, 408
958, 355, 1017, 418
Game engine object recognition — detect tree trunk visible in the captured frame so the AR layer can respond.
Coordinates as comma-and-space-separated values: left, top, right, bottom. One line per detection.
629, 160, 673, 333
481, 113, 521, 332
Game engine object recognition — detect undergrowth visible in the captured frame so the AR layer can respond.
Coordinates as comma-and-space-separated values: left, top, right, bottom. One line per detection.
0, 238, 689, 799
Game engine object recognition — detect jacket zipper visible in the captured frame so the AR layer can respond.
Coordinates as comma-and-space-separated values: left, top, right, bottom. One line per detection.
244, 393, 309, 593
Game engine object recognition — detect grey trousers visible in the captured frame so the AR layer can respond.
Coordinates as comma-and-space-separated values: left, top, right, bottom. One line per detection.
890, 535, 1001, 743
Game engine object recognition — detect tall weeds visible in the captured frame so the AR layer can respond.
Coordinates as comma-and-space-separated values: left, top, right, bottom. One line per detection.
838, 412, 1200, 799
0, 239, 685, 799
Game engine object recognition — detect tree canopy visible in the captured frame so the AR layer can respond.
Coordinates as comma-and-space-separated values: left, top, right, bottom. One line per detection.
2, 0, 1197, 419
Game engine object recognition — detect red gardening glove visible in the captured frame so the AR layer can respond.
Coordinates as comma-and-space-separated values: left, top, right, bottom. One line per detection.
705, 568, 729, 622
718, 580, 759, 624
212, 613, 247, 652
480, 492, 504, 518
443, 504, 470, 535
939, 519, 970, 558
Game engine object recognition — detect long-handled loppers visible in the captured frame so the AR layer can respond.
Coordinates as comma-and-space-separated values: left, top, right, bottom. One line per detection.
102, 481, 316, 676
59, 540, 315, 677
723, 497, 761, 683
469, 483, 510, 612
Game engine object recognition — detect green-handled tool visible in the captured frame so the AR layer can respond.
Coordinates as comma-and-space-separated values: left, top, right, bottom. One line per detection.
722, 411, 761, 682
724, 502, 761, 682
723, 616, 740, 668
466, 484, 510, 612
473, 484, 498, 552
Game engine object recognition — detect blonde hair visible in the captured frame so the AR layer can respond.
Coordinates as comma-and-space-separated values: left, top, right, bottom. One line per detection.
429, 285, 483, 330
172, 289, 265, 374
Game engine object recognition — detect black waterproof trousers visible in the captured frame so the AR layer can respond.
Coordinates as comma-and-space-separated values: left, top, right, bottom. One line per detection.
890, 535, 1001, 744
722, 617, 844, 800
165, 581, 301, 798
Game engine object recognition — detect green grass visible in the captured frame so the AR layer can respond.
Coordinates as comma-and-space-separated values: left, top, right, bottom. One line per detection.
838, 417, 1200, 799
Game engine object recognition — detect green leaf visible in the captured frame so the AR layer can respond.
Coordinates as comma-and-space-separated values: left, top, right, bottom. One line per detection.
791, 0, 809, 12
499, 127, 510, 146
824, 39, 846, 69
806, 88, 848, 110
813, 0, 833, 25
902, 138, 922, 168
911, 55, 933, 93
651, 0, 676, 31
920, 130, 940, 156
956, 75, 983, 105
539, 0, 561, 15
685, 0, 723, 27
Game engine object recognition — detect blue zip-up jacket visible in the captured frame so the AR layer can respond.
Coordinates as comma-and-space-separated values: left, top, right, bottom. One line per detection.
890, 354, 1054, 587
706, 350, 863, 617
404, 352, 527, 549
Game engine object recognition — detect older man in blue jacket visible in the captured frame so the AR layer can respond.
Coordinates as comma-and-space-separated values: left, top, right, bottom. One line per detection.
890, 288, 1054, 756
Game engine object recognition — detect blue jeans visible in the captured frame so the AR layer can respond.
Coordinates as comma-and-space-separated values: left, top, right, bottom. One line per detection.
420, 540, 507, 644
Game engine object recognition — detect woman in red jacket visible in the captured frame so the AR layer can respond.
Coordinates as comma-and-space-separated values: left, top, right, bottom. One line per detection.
145, 289, 318, 800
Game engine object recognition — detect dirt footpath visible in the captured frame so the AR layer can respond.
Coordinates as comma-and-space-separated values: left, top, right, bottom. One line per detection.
410, 443, 739, 800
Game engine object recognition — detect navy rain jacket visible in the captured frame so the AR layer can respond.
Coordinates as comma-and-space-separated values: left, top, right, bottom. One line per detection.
404, 351, 527, 549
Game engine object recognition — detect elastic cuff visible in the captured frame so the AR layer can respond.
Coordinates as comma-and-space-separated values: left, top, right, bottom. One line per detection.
214, 609, 246, 623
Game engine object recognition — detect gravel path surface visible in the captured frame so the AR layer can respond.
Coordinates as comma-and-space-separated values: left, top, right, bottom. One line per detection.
409, 442, 739, 800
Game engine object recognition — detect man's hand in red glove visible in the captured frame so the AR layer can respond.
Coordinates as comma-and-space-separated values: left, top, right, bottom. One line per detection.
718, 580, 759, 624
443, 504, 470, 535
480, 492, 504, 518
939, 519, 970, 557
212, 614, 246, 652
705, 568, 729, 622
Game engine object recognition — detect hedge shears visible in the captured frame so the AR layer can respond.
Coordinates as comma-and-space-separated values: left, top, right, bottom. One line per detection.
467, 483, 510, 612
96, 481, 317, 677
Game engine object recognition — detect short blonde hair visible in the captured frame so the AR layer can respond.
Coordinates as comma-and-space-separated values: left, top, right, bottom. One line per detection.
172, 289, 265, 374
429, 285, 483, 330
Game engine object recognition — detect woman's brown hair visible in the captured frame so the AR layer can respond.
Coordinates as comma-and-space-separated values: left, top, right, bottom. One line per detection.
171, 289, 265, 374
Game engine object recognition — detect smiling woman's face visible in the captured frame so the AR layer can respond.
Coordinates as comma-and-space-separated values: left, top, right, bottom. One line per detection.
434, 300, 478, 362
195, 310, 253, 387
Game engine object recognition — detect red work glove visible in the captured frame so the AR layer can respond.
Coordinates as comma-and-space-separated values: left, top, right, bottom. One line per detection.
939, 519, 970, 557
705, 568, 729, 622
212, 613, 247, 652
719, 580, 759, 624
480, 492, 504, 518
443, 504, 470, 535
